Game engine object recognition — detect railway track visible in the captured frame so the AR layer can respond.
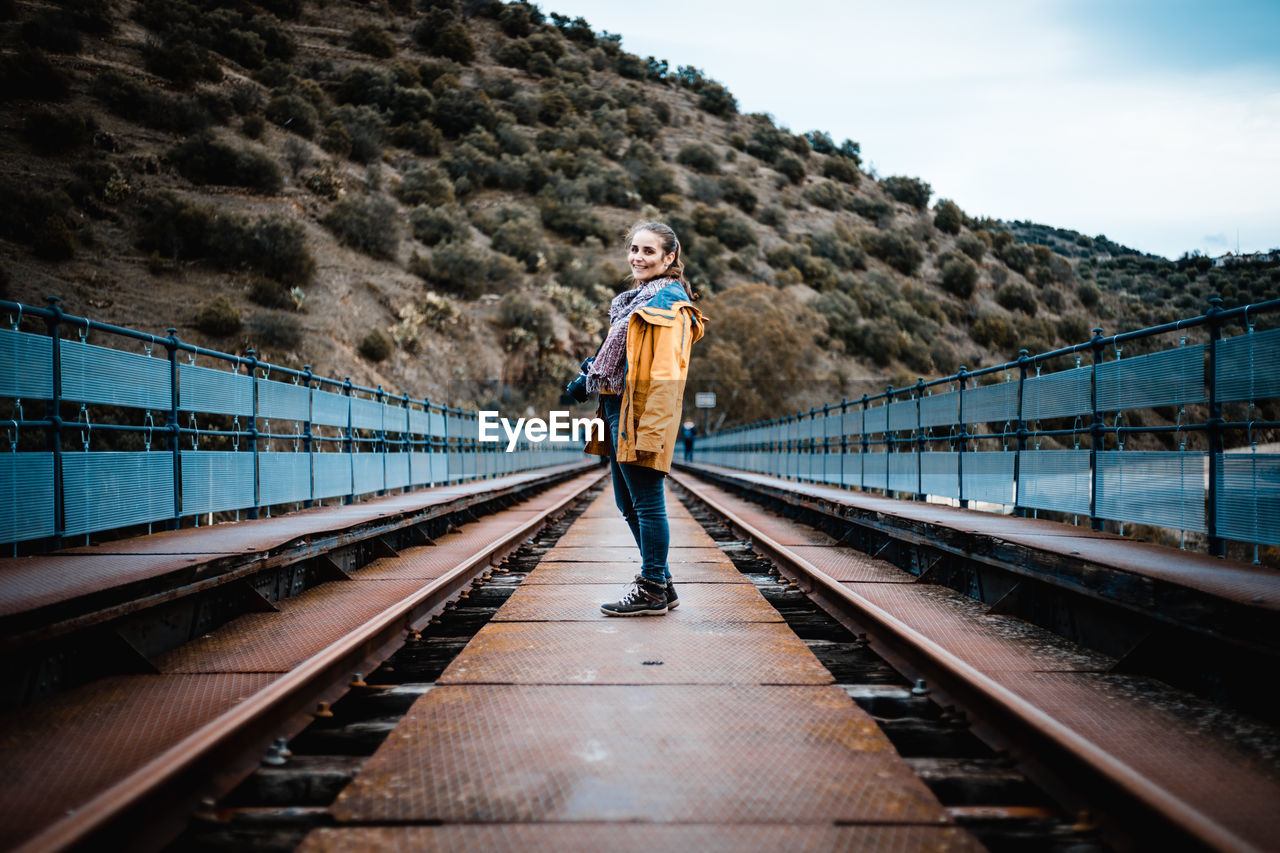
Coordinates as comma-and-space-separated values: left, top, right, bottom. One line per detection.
669, 469, 1279, 853
7, 465, 1276, 852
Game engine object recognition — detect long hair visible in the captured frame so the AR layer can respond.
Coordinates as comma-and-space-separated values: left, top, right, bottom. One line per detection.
625, 221, 700, 301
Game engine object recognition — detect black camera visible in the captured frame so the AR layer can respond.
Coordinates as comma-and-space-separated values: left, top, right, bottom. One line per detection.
565, 357, 594, 403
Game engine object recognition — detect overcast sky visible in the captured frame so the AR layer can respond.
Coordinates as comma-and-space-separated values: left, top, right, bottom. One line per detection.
541, 0, 1280, 259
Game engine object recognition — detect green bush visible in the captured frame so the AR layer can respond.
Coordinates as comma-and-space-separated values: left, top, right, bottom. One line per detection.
432, 87, 496, 138
497, 291, 553, 340
323, 194, 401, 260
847, 195, 890, 226
821, 155, 860, 186
136, 193, 314, 285
350, 24, 395, 57
265, 93, 318, 138
881, 175, 932, 210
808, 224, 865, 271
933, 199, 964, 235
677, 143, 720, 174
242, 114, 266, 139
697, 82, 737, 117
414, 17, 475, 63
757, 205, 787, 231
1078, 281, 1101, 307
169, 133, 283, 193
410, 204, 467, 246
938, 253, 978, 299
996, 281, 1038, 315
956, 233, 986, 262
930, 339, 959, 374
714, 214, 756, 251
91, 71, 210, 132
413, 240, 522, 298
196, 296, 241, 336
23, 107, 95, 153
489, 215, 545, 272
720, 176, 757, 213
331, 105, 386, 162
358, 327, 394, 361
1056, 314, 1092, 343
996, 241, 1035, 274
144, 39, 222, 87
498, 3, 534, 36
803, 180, 848, 210
633, 163, 679, 204
861, 229, 923, 275
536, 191, 610, 243
775, 154, 806, 184
397, 165, 454, 206
970, 313, 1016, 351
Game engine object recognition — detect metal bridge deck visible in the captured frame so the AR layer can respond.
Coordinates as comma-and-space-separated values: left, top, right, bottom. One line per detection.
303, 486, 982, 852
673, 468, 1280, 853
0, 467, 600, 851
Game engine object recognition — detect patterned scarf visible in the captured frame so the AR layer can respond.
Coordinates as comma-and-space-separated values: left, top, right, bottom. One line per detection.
586, 278, 672, 394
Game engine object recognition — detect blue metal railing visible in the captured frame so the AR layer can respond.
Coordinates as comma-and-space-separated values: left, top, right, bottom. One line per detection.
691, 298, 1280, 559
1, 298, 585, 548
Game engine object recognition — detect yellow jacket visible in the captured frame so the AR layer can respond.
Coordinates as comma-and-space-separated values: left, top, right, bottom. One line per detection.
585, 284, 707, 474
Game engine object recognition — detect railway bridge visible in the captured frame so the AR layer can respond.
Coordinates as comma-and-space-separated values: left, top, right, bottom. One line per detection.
1, 296, 1278, 853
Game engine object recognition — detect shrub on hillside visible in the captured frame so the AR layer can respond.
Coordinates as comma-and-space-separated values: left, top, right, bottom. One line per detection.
397, 165, 455, 206
432, 87, 496, 138
881, 175, 932, 211
803, 180, 848, 210
1078, 281, 1101, 307
498, 3, 534, 36
169, 133, 282, 192
536, 191, 610, 243
677, 143, 720, 174
996, 281, 1038, 315
938, 252, 978, 299
358, 327, 393, 361
933, 198, 964, 235
997, 241, 1035, 275
719, 176, 757, 213
242, 114, 266, 139
821, 155, 860, 186
330, 105, 386, 162
971, 313, 1016, 351
409, 204, 466, 246
413, 241, 521, 298
757, 205, 787, 232
265, 93, 318, 138
196, 296, 241, 336
956, 233, 986, 262
489, 215, 545, 272
775, 154, 806, 184
633, 164, 679, 205
350, 24, 395, 57
849, 194, 892, 226
144, 39, 222, 88
697, 82, 737, 117
861, 229, 923, 275
91, 72, 210, 132
23, 107, 95, 153
323, 194, 401, 260
809, 224, 866, 271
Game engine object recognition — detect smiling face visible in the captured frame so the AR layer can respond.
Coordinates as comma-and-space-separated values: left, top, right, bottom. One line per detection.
628, 229, 676, 282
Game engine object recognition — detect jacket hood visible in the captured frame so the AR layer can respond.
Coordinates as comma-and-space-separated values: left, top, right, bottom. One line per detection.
643, 281, 707, 344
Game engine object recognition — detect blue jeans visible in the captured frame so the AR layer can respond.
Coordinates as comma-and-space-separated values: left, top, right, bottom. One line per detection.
599, 394, 670, 585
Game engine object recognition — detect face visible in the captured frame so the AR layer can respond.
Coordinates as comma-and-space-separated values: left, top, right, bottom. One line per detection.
628, 230, 675, 282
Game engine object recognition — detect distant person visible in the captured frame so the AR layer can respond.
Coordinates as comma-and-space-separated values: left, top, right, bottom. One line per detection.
681, 420, 697, 462
581, 221, 706, 616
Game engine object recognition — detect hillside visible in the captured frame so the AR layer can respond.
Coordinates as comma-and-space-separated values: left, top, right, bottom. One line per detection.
2, 0, 1278, 431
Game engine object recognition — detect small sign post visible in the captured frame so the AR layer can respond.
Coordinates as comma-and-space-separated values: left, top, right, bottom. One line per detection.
694, 392, 716, 436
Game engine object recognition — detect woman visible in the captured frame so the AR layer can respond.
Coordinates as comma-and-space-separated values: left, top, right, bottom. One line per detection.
583, 221, 706, 616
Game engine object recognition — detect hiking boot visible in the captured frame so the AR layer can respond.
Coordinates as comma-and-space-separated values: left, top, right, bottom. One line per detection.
666, 580, 679, 609
601, 575, 669, 617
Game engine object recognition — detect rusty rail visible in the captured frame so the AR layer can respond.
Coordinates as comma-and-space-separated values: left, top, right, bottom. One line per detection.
15, 468, 607, 853
671, 469, 1262, 853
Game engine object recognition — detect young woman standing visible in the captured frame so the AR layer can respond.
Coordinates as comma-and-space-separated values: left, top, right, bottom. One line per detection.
583, 221, 706, 616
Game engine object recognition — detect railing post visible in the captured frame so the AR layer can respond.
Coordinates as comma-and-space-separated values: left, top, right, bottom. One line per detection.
884, 384, 894, 497
342, 377, 354, 505
915, 377, 926, 501
859, 393, 869, 491
245, 350, 260, 519
302, 366, 314, 508
403, 391, 412, 493
839, 398, 848, 489
1013, 349, 1029, 518
1205, 297, 1225, 557
956, 367, 968, 508
376, 384, 387, 497
1089, 329, 1105, 531
44, 296, 64, 548
165, 328, 181, 530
